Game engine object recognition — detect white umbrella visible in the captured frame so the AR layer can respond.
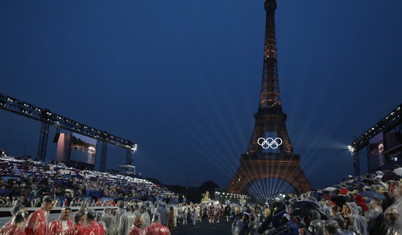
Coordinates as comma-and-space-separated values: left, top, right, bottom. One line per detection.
394, 167, 402, 176
324, 187, 337, 192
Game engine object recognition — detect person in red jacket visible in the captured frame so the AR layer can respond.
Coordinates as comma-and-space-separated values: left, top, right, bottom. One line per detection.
66, 210, 86, 235
49, 207, 73, 235
145, 213, 171, 235
0, 210, 29, 235
1, 203, 25, 228
129, 216, 145, 235
79, 210, 104, 235
25, 196, 56, 235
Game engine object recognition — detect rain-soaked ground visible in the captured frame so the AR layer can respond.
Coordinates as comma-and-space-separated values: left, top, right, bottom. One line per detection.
172, 218, 232, 235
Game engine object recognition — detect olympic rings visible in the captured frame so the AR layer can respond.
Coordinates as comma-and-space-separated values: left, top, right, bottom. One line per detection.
257, 137, 283, 149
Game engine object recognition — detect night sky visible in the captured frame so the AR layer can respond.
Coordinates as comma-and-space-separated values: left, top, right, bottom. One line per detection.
1, 1, 402, 195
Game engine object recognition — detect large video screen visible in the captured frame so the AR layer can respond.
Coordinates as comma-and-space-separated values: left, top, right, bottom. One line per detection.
384, 124, 402, 151
70, 133, 97, 165
56, 133, 71, 163
367, 132, 384, 172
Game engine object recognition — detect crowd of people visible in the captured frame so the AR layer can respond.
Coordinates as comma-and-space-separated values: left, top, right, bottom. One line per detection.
229, 169, 402, 235
0, 156, 177, 209
0, 196, 172, 234
1, 155, 402, 234
0, 193, 229, 234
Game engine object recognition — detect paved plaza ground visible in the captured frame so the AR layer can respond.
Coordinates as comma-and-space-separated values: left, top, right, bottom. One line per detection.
172, 219, 232, 235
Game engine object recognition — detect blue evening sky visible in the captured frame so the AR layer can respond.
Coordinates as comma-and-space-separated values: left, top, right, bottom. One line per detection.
1, 1, 401, 193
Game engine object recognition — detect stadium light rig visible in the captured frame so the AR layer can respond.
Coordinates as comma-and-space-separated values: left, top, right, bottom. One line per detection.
347, 145, 355, 153
350, 104, 401, 153
130, 144, 138, 152
0, 93, 137, 151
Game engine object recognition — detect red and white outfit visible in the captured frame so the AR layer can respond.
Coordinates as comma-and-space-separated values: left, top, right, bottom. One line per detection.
145, 222, 171, 235
65, 224, 84, 235
0, 224, 26, 235
78, 221, 104, 235
25, 208, 49, 235
1, 220, 12, 228
49, 218, 73, 235
129, 226, 145, 235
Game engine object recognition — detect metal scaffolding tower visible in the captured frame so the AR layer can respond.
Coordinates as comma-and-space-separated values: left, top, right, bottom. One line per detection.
0, 93, 137, 170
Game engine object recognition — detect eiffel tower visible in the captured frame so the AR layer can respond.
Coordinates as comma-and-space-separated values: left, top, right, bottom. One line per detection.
227, 0, 311, 195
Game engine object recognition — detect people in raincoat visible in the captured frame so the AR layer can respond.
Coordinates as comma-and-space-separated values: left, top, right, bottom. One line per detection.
157, 206, 169, 226
25, 196, 55, 235
140, 206, 151, 229
145, 213, 170, 235
365, 199, 383, 231
100, 209, 112, 234
119, 206, 135, 235
342, 216, 357, 235
307, 210, 325, 235
129, 216, 145, 235
323, 220, 343, 235
343, 202, 368, 235
49, 207, 73, 235
81, 210, 104, 235
224, 204, 232, 222
66, 210, 86, 235
0, 210, 29, 235
1, 204, 25, 229
172, 205, 179, 227
232, 212, 249, 235
116, 202, 126, 225
384, 207, 400, 235
247, 213, 261, 235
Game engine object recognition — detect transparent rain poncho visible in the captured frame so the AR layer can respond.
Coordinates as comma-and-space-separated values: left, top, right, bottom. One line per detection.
345, 202, 368, 235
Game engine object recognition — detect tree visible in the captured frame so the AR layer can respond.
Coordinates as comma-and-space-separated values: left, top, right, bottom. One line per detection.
199, 181, 219, 194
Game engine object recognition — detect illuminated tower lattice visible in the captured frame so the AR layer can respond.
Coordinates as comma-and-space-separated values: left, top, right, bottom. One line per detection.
227, 0, 311, 195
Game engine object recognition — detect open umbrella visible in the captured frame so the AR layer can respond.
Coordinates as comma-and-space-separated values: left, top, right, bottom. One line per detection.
359, 191, 386, 200
271, 210, 286, 228
381, 172, 399, 182
339, 188, 349, 195
331, 196, 348, 208
292, 200, 320, 211
291, 208, 328, 220
362, 178, 374, 185
394, 167, 402, 176
324, 187, 337, 192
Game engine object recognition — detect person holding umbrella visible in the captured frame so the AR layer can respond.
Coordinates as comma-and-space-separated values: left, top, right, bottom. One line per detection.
331, 196, 347, 218
274, 213, 298, 235
307, 210, 325, 235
